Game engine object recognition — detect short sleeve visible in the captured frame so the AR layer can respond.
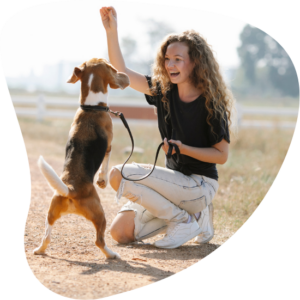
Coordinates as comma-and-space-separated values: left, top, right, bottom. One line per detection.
144, 75, 158, 107
208, 111, 230, 146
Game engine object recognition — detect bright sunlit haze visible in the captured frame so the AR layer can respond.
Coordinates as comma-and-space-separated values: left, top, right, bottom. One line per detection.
0, 1, 245, 79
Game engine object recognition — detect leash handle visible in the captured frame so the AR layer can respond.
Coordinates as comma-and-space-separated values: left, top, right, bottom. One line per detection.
166, 142, 173, 158
167, 142, 180, 164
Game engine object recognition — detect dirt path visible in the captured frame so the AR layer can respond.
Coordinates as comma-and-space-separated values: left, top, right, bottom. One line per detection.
24, 156, 232, 299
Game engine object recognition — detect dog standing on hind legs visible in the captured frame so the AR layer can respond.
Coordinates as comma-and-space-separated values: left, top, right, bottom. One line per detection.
33, 58, 130, 259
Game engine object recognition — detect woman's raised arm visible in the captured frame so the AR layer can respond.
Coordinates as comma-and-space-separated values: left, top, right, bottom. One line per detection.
100, 6, 151, 95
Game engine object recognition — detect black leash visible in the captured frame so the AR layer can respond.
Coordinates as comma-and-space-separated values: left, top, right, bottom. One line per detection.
80, 104, 181, 181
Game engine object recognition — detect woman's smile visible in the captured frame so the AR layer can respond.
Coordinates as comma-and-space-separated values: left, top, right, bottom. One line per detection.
165, 42, 195, 84
170, 71, 180, 78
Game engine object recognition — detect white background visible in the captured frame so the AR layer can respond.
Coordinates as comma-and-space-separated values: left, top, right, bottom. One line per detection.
0, 0, 246, 78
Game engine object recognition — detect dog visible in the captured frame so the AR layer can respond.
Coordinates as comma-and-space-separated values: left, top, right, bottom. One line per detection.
33, 58, 130, 259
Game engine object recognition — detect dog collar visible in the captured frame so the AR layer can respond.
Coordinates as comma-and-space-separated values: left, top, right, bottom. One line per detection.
80, 105, 109, 112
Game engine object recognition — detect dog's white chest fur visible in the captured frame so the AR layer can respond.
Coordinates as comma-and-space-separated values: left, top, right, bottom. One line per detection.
84, 73, 108, 105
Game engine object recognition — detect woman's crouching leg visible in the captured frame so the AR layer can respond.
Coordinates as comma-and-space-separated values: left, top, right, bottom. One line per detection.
110, 211, 136, 244
109, 167, 123, 192
109, 164, 170, 244
110, 201, 168, 244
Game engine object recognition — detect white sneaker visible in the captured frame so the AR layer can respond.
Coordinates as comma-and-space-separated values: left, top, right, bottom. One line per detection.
154, 217, 202, 249
193, 203, 214, 244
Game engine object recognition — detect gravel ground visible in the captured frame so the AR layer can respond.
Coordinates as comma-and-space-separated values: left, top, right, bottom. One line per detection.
25, 156, 233, 299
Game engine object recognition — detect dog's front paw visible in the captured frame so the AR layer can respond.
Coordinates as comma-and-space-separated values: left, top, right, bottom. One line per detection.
97, 180, 107, 189
97, 174, 108, 189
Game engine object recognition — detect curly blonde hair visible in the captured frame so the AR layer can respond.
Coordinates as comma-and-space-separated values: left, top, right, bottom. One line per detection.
151, 29, 235, 136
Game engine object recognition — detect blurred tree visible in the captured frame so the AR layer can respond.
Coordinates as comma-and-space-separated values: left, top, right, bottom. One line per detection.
120, 19, 175, 75
266, 36, 299, 97
237, 25, 267, 85
237, 24, 299, 97
146, 19, 175, 53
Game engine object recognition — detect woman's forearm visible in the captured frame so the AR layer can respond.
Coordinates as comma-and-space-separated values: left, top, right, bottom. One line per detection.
180, 144, 228, 165
106, 31, 127, 73
100, 7, 151, 94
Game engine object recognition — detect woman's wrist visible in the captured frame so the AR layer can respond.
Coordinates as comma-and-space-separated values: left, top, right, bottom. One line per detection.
178, 143, 228, 165
179, 143, 187, 155
106, 28, 118, 36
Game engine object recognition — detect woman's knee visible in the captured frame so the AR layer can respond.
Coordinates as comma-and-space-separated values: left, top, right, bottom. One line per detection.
110, 211, 135, 244
109, 167, 122, 192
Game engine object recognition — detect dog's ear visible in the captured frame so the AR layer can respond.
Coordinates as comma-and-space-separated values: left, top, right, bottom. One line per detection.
67, 63, 86, 84
107, 64, 130, 90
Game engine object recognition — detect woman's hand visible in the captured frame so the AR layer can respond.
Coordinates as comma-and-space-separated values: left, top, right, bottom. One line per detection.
100, 6, 117, 33
162, 138, 183, 155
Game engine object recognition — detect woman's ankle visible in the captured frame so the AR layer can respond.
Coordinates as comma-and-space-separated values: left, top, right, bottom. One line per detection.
194, 212, 201, 221
184, 214, 192, 224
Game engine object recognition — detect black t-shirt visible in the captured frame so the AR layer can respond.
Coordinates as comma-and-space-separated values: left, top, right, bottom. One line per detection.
144, 75, 230, 181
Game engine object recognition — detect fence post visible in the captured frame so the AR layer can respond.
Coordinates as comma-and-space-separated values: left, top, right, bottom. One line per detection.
37, 94, 45, 121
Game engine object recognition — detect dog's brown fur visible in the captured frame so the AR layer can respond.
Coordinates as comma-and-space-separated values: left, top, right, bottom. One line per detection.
33, 58, 129, 259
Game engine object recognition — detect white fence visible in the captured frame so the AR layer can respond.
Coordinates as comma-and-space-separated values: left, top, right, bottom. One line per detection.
12, 94, 298, 128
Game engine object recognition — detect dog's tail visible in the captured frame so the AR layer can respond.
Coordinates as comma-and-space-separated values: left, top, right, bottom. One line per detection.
38, 156, 69, 197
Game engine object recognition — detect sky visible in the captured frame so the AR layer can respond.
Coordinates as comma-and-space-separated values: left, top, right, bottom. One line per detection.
0, 0, 246, 78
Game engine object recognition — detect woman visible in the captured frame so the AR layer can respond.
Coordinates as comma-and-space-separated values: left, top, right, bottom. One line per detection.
100, 6, 234, 249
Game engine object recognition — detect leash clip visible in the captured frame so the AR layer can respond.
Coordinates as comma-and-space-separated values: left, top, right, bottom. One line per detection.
109, 110, 121, 117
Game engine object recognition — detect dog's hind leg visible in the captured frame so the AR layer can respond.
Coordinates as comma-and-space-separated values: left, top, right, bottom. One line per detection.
79, 195, 120, 259
95, 218, 120, 259
33, 215, 52, 255
33, 195, 68, 255
97, 145, 112, 189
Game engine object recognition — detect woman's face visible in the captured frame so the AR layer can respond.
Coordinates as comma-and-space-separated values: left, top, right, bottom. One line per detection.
164, 42, 195, 85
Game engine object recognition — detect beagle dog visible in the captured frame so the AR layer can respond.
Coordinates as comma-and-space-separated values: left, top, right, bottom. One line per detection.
33, 58, 130, 259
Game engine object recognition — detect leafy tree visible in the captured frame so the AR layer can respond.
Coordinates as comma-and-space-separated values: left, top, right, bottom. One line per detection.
266, 39, 299, 97
237, 24, 299, 97
238, 25, 267, 85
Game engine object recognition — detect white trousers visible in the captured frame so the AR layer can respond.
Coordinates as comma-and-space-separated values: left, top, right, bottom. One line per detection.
114, 163, 219, 241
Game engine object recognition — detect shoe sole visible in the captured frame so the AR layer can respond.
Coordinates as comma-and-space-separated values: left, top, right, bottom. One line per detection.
154, 227, 203, 249
202, 235, 213, 243
195, 233, 214, 244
